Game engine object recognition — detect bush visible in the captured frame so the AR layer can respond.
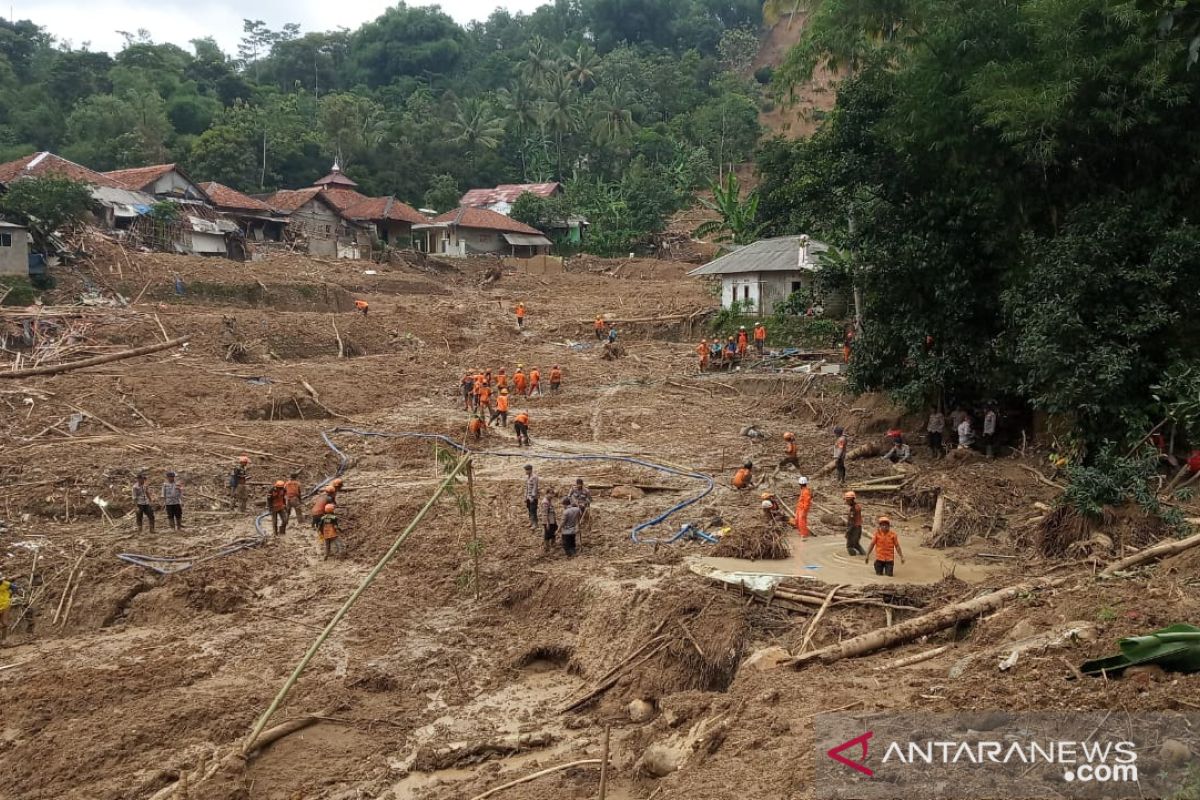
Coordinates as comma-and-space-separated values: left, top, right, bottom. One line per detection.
709, 307, 843, 348
0, 276, 37, 306
754, 66, 774, 85
1063, 444, 1182, 530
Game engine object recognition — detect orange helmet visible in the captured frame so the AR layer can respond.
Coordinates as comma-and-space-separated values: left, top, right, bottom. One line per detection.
760, 492, 773, 500
878, 516, 891, 525
325, 484, 336, 494
332, 478, 344, 488
783, 432, 795, 441
324, 503, 335, 513
843, 491, 856, 500
274, 480, 285, 488
238, 455, 250, 464
501, 389, 509, 395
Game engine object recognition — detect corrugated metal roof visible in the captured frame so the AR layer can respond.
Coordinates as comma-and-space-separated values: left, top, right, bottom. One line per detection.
502, 233, 553, 247
687, 236, 831, 276
460, 182, 561, 207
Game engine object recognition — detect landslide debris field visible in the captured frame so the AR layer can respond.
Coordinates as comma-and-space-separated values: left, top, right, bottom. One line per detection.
3, 252, 1200, 800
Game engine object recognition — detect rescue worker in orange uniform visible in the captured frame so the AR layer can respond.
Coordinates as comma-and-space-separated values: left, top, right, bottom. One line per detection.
794, 476, 812, 538
514, 411, 531, 446
753, 321, 767, 355
354, 299, 369, 316
864, 516, 904, 576
697, 339, 709, 371
549, 365, 562, 393
491, 388, 510, 426
318, 503, 341, 560
732, 460, 754, 489
513, 366, 527, 396
736, 326, 749, 355
478, 382, 492, 412
469, 413, 486, 441
267, 480, 289, 535
780, 431, 800, 469
496, 368, 508, 392
594, 315, 606, 340
528, 366, 542, 397
515, 301, 526, 329
284, 472, 304, 524
844, 491, 865, 556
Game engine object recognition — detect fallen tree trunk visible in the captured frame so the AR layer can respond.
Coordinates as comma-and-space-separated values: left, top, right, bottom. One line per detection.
786, 575, 1070, 669
814, 442, 882, 476
0, 336, 188, 379
1099, 530, 1200, 577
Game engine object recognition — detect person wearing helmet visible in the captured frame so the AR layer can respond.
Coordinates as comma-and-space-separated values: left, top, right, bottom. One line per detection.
132, 472, 156, 534
795, 476, 813, 538
267, 480, 289, 536
696, 339, 709, 372
736, 326, 749, 356
528, 366, 542, 397
832, 427, 849, 484
162, 470, 184, 531
514, 410, 531, 446
595, 314, 607, 340
229, 456, 251, 512
491, 388, 510, 427
732, 460, 754, 490
760, 491, 785, 524
318, 503, 341, 560
312, 485, 337, 529
843, 491, 865, 555
284, 472, 304, 524
469, 412, 486, 441
780, 431, 800, 470
515, 300, 526, 329
753, 321, 767, 355
513, 365, 527, 396
864, 516, 904, 576
549, 365, 562, 393
496, 368, 508, 392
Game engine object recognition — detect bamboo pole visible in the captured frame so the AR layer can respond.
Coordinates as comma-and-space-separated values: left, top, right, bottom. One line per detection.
598, 725, 611, 800
468, 760, 602, 800
241, 453, 473, 754
467, 461, 481, 600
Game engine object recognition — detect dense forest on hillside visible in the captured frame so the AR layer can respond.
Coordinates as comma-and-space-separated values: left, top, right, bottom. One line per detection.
0, 1, 769, 252
753, 0, 1200, 501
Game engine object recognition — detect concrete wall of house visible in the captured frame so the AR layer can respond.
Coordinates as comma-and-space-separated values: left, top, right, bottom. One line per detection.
149, 172, 207, 201
458, 227, 505, 254
377, 220, 413, 246
721, 272, 818, 316
291, 200, 342, 257
0, 227, 29, 276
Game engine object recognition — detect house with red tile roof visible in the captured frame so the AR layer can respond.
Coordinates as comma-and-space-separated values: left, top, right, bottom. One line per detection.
459, 182, 561, 211
265, 186, 365, 258
0, 151, 157, 230
412, 207, 551, 257
103, 163, 212, 205
200, 182, 287, 242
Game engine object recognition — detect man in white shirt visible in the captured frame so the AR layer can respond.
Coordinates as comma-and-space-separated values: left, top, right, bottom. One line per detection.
982, 407, 997, 458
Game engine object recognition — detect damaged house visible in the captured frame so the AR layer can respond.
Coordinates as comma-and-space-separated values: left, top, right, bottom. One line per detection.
0, 152, 154, 231
200, 182, 287, 243
412, 207, 551, 257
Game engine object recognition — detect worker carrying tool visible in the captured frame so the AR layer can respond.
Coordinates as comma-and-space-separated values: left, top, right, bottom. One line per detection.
229, 455, 250, 512
132, 472, 155, 534
795, 476, 812, 538
780, 431, 800, 469
753, 322, 767, 355
354, 299, 369, 316
514, 411, 531, 446
864, 516, 904, 576
844, 491, 865, 556
162, 471, 184, 531
549, 365, 562, 393
469, 413, 486, 441
267, 480, 289, 535
515, 301, 527, 329
284, 472, 303, 524
318, 503, 341, 560
732, 460, 754, 489
490, 388, 510, 427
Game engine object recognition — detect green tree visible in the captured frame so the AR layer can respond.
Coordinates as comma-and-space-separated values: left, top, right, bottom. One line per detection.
695, 171, 764, 244
423, 173, 460, 211
0, 176, 93, 249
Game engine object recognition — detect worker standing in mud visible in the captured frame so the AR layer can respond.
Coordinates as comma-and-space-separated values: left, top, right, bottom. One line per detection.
132, 472, 155, 534
753, 322, 767, 355
490, 388, 510, 427
461, 372, 475, 410
568, 478, 592, 538
515, 301, 526, 330
780, 431, 800, 469
284, 472, 303, 524
864, 516, 904, 576
732, 460, 755, 490
469, 413, 486, 441
312, 483, 337, 529
595, 315, 607, 340
926, 407, 945, 458
267, 480, 289, 535
514, 411, 531, 446
736, 326, 749, 356
560, 498, 582, 557
549, 365, 562, 393
697, 339, 709, 372
229, 455, 250, 512
513, 365, 527, 397
318, 503, 341, 560
795, 477, 812, 538
523, 464, 539, 529
844, 491, 866, 556
162, 471, 183, 531
496, 368, 508, 393
540, 487, 558, 552
833, 427, 848, 484
528, 366, 542, 397
354, 299, 369, 316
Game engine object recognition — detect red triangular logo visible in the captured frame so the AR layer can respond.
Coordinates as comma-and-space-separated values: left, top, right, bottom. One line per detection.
827, 731, 874, 777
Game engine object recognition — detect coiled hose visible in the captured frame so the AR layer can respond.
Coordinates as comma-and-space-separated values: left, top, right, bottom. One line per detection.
117, 427, 715, 573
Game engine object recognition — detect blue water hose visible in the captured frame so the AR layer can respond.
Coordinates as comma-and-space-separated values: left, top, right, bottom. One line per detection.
117, 427, 716, 573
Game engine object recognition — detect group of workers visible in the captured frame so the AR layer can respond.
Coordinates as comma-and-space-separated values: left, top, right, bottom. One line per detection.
461, 366, 553, 444
696, 323, 768, 371
262, 470, 347, 559
524, 463, 592, 557
927, 405, 999, 458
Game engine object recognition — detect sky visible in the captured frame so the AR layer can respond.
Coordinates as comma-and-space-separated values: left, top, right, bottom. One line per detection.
17, 0, 547, 55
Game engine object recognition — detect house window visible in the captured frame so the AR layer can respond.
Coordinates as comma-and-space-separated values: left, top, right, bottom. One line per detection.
0, 233, 10, 247
325, 225, 332, 235
791, 281, 803, 293
742, 285, 750, 301
478, 234, 488, 243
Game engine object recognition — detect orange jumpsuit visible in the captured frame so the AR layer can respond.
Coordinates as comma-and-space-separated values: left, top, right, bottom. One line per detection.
513, 370, 527, 395
737, 331, 748, 355
697, 342, 708, 369
528, 369, 541, 395
732, 468, 752, 489
795, 487, 812, 537
496, 371, 507, 390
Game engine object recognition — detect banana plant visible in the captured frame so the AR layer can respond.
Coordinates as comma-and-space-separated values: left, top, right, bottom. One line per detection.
1080, 624, 1200, 676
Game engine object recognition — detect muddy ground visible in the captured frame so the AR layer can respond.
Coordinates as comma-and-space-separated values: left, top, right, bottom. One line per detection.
2, 250, 1199, 800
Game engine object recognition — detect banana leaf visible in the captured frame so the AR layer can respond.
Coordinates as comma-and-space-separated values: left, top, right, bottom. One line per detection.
1080, 624, 1200, 676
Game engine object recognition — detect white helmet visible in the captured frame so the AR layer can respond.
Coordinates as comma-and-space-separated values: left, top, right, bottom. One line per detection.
798, 476, 809, 486
761, 500, 774, 509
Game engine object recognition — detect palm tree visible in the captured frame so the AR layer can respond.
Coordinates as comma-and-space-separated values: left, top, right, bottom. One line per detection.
566, 44, 600, 89
590, 86, 636, 147
520, 36, 558, 88
694, 172, 766, 245
449, 97, 506, 167
536, 73, 580, 178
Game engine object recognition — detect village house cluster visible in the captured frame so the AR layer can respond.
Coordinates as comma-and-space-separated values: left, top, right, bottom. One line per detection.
0, 152, 567, 276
